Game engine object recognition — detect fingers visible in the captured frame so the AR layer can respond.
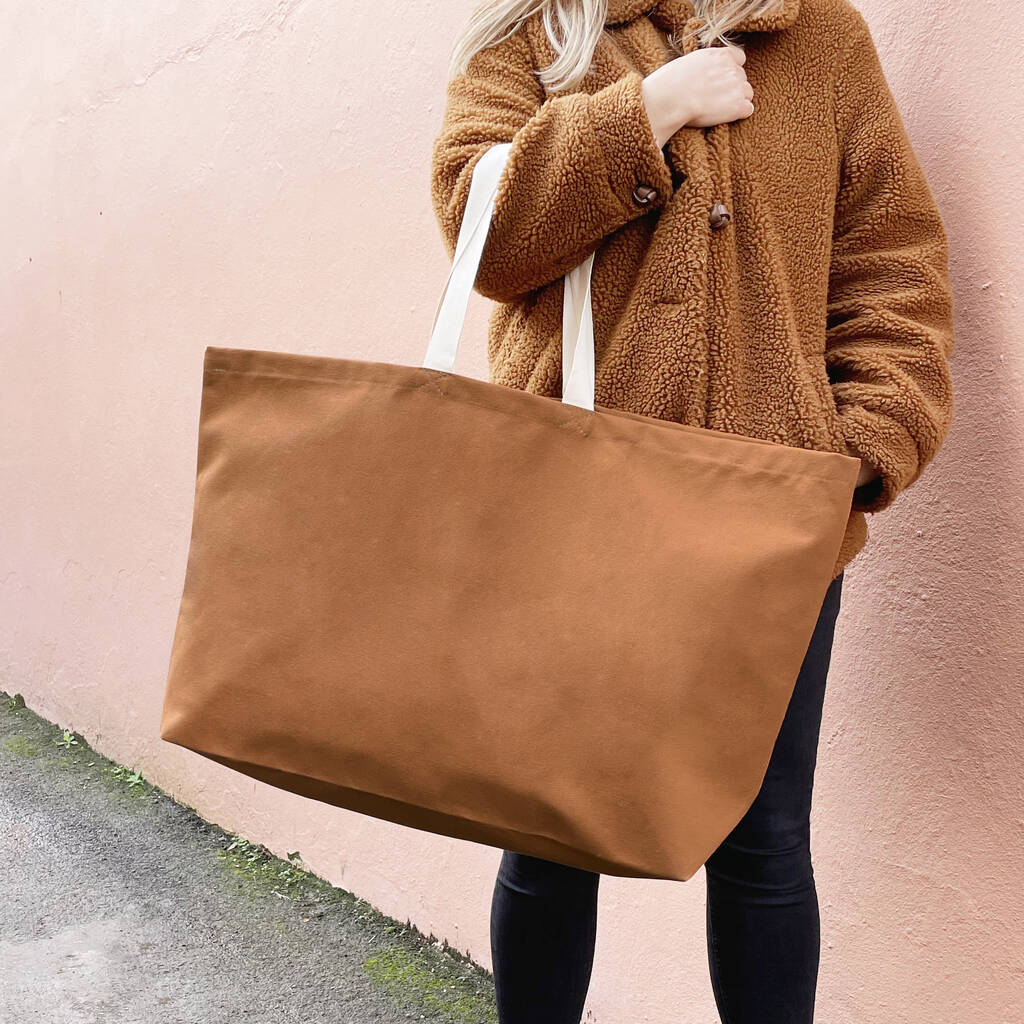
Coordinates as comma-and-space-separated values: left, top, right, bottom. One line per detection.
723, 42, 746, 65
719, 45, 753, 116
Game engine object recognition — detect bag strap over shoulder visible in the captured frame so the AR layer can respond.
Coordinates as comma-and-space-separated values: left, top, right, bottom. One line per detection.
422, 142, 596, 411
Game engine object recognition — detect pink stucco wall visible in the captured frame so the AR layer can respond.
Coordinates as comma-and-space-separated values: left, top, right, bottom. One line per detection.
3, 2, 1020, 1020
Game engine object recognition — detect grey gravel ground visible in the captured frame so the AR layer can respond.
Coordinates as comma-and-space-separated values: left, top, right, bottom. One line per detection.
0, 690, 497, 1024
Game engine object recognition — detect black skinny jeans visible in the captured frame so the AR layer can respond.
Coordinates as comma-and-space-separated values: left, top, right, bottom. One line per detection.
490, 570, 845, 1024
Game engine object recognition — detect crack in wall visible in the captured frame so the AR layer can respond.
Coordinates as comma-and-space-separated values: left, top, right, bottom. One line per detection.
34, 0, 315, 131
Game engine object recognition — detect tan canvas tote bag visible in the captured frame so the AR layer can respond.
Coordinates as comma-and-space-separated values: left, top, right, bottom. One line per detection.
160, 142, 860, 881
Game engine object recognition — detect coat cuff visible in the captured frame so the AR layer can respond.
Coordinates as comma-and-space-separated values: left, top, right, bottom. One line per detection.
838, 405, 921, 514
587, 71, 675, 218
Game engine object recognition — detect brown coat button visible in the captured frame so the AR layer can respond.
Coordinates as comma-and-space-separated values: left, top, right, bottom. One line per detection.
709, 202, 731, 229
632, 183, 659, 206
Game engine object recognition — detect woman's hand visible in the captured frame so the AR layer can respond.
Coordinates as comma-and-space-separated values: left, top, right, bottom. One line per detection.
641, 43, 753, 148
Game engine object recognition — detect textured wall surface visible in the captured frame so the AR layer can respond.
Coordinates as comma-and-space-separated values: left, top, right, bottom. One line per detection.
2, 1, 1020, 1021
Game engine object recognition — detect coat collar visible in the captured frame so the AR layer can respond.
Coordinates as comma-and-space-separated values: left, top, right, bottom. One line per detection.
604, 0, 801, 34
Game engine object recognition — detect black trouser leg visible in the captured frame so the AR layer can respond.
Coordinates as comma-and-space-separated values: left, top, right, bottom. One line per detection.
704, 571, 845, 1024
490, 849, 600, 1024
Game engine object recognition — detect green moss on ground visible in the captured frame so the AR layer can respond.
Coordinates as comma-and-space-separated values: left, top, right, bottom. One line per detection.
4, 733, 36, 757
364, 946, 498, 1023
212, 833, 497, 1020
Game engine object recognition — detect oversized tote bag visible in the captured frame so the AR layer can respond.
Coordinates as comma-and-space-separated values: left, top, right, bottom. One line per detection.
160, 142, 860, 881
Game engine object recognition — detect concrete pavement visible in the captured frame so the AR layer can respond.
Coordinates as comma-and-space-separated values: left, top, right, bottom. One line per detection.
0, 690, 498, 1024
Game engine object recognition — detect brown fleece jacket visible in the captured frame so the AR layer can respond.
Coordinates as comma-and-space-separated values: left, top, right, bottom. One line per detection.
429, 0, 955, 580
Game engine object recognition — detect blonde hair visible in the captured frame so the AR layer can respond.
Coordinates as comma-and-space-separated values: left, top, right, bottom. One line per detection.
446, 0, 780, 93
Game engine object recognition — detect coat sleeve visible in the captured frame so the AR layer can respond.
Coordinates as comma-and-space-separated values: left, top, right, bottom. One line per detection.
429, 21, 675, 304
824, 9, 956, 515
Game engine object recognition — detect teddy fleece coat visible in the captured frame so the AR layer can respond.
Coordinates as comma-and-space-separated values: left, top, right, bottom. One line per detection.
429, 0, 955, 580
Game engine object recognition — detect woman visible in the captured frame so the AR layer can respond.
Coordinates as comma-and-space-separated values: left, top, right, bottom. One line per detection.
429, 0, 955, 1021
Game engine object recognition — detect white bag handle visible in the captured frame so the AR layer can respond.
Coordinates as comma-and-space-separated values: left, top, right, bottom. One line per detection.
422, 142, 596, 411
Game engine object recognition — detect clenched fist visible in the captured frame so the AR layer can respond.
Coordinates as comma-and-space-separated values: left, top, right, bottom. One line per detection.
640, 43, 754, 148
